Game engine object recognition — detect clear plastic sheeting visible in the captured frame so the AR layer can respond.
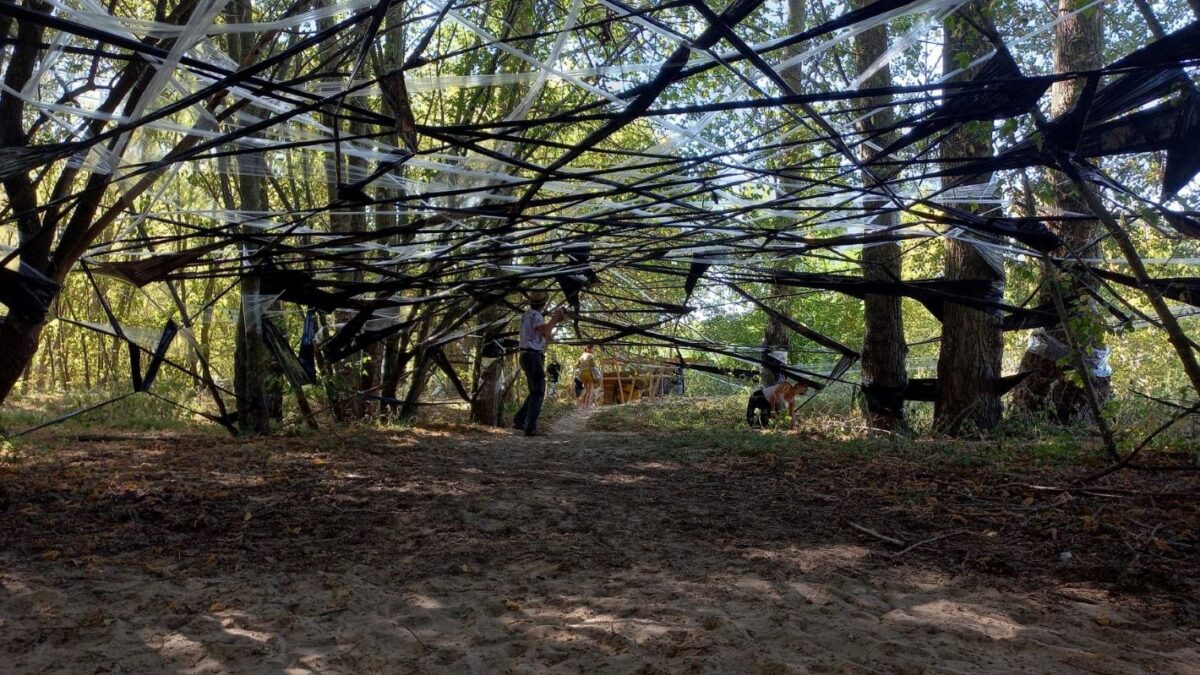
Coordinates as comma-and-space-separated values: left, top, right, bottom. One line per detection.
1026, 331, 1113, 378
239, 292, 284, 327
1025, 331, 1070, 362
943, 230, 1010, 277
1, 0, 1196, 438
65, 318, 185, 355
1092, 348, 1114, 379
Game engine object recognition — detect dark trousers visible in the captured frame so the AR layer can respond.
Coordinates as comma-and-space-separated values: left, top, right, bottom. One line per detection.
746, 389, 771, 428
514, 350, 546, 433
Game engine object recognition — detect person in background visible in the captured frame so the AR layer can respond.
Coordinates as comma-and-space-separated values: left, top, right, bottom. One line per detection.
513, 291, 565, 436
746, 381, 808, 429
575, 344, 599, 407
547, 360, 562, 389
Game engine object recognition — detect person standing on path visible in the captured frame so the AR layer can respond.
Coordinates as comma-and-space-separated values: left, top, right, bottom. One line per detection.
575, 344, 600, 407
514, 291, 565, 436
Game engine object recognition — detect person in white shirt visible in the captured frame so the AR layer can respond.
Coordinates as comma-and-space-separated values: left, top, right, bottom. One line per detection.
513, 291, 565, 436
746, 381, 808, 429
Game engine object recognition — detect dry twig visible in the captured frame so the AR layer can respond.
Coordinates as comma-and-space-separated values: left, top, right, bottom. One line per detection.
847, 521, 904, 547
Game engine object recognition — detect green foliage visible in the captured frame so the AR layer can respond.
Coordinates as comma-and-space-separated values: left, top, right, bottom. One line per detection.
0, 386, 210, 435
0, 437, 22, 468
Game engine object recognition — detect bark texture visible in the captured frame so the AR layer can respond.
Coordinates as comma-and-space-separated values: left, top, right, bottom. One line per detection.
853, 0, 908, 432
229, 0, 278, 434
470, 296, 510, 426
0, 4, 50, 405
934, 1, 1004, 436
0, 316, 45, 406
1012, 0, 1111, 422
761, 283, 790, 388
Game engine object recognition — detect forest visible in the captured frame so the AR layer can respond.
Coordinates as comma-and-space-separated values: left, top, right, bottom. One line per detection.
1, 0, 1199, 672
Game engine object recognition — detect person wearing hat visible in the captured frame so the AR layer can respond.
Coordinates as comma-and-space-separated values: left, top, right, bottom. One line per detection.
513, 291, 565, 436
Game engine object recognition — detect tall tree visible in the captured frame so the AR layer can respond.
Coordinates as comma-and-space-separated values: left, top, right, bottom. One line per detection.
376, 8, 412, 417
0, 0, 55, 405
1012, 0, 1109, 422
0, 0, 310, 408
934, 1, 1003, 435
853, 0, 908, 433
469, 1, 537, 425
0, 0, 195, 404
227, 0, 279, 434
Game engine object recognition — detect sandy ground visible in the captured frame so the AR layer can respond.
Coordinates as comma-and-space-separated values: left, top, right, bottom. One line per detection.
1, 413, 1198, 674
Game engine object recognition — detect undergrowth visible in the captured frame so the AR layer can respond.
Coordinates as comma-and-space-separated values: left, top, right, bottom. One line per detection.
0, 388, 208, 436
4, 384, 1198, 473
0, 383, 584, 438
587, 394, 1200, 468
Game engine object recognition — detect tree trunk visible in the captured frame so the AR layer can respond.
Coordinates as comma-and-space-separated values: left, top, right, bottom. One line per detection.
380, 339, 410, 414
0, 5, 49, 406
470, 356, 507, 426
464, 304, 511, 426
370, 13, 409, 420
0, 1, 205, 405
235, 276, 274, 434
398, 349, 434, 421
470, 299, 510, 425
229, 0, 277, 435
347, 117, 372, 417
761, 280, 790, 388
1012, 0, 1110, 422
320, 112, 363, 421
853, 0, 908, 433
934, 1, 1004, 436
0, 316, 45, 406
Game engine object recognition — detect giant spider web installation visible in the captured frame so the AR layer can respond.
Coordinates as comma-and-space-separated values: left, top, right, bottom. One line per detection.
2, 0, 1200, 439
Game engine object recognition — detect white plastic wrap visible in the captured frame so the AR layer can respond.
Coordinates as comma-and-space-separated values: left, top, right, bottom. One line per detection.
1026, 331, 1112, 377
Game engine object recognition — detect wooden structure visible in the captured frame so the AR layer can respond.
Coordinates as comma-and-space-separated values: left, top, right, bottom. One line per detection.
597, 358, 681, 405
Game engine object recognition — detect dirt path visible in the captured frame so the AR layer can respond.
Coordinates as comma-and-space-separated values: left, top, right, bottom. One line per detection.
550, 404, 600, 435
1, 428, 1197, 674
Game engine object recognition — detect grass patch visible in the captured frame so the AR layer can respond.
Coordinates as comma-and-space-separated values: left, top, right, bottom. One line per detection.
587, 394, 1200, 470
588, 396, 747, 433
0, 389, 211, 436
